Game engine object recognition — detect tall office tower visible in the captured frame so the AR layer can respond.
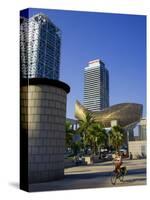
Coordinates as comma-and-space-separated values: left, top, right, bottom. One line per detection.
20, 13, 61, 80
84, 59, 109, 111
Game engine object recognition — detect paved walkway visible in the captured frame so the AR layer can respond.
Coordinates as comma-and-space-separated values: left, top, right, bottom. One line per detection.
29, 159, 146, 192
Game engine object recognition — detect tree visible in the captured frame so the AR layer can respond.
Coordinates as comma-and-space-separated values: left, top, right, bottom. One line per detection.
65, 121, 74, 149
65, 121, 82, 155
86, 123, 108, 155
109, 126, 124, 151
71, 141, 81, 156
78, 111, 95, 150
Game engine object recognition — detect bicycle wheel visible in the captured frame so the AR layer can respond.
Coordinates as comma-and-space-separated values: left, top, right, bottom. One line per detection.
119, 167, 127, 182
119, 174, 124, 182
111, 172, 117, 185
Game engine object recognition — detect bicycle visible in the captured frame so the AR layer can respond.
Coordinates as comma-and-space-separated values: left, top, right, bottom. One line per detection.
111, 166, 127, 185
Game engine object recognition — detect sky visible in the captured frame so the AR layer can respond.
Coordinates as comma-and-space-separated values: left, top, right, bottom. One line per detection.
21, 8, 146, 119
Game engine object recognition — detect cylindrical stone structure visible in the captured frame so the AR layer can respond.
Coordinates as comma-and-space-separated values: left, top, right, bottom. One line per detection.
20, 78, 70, 189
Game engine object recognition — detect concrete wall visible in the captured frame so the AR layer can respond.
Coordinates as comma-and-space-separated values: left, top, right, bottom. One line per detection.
21, 84, 67, 183
128, 140, 146, 159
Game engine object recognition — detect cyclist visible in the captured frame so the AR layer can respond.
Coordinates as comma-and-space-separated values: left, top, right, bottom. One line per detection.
113, 151, 123, 174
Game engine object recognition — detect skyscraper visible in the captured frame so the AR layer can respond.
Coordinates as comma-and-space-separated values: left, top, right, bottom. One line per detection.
20, 13, 61, 80
84, 59, 109, 111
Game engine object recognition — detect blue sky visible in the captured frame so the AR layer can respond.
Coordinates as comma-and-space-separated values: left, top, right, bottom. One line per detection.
21, 8, 146, 118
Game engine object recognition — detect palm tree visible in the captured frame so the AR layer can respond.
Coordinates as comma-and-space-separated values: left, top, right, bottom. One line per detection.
65, 121, 74, 149
78, 111, 95, 151
87, 123, 108, 155
65, 121, 82, 155
109, 125, 124, 151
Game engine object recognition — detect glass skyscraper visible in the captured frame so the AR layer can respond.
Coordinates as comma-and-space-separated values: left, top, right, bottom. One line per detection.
84, 59, 109, 111
20, 13, 61, 80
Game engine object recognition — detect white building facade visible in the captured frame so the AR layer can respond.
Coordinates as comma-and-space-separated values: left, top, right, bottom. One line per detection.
139, 118, 146, 140
84, 59, 109, 111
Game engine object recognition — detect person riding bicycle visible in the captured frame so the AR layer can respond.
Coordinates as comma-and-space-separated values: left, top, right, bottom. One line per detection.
113, 151, 123, 174
111, 152, 127, 185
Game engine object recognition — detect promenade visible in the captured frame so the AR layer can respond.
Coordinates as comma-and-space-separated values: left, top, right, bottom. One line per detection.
29, 159, 146, 192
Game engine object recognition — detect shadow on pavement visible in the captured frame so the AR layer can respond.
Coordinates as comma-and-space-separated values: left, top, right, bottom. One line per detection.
65, 168, 146, 179
124, 178, 146, 183
94, 162, 113, 166
65, 170, 112, 179
29, 167, 146, 192
127, 168, 146, 175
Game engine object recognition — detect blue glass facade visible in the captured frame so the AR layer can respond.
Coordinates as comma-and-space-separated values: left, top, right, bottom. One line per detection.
20, 13, 61, 80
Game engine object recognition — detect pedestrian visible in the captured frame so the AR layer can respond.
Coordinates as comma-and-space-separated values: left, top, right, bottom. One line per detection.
129, 152, 133, 160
